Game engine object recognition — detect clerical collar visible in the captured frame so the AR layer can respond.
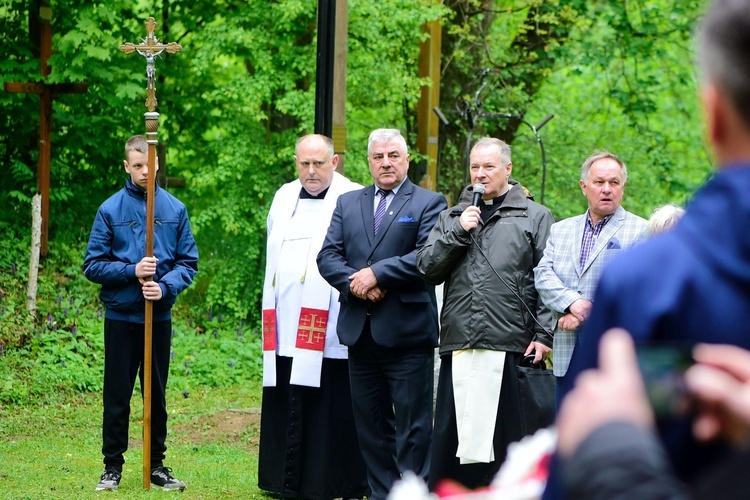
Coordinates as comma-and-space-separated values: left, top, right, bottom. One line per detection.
300, 186, 329, 199
480, 188, 510, 207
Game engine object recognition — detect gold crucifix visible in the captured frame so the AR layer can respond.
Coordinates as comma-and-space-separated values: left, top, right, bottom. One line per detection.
298, 313, 327, 345
119, 18, 181, 111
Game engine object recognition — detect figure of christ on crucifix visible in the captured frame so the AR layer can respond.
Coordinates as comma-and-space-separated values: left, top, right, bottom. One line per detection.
4, 0, 88, 257
120, 17, 182, 112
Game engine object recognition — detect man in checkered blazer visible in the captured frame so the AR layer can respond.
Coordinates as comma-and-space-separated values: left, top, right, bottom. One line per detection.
534, 151, 646, 385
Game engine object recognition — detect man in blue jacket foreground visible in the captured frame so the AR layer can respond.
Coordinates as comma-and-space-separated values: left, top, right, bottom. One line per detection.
84, 135, 198, 491
545, 0, 750, 497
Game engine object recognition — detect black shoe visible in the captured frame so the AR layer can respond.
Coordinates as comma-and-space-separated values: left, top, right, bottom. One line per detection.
150, 466, 187, 491
95, 468, 121, 491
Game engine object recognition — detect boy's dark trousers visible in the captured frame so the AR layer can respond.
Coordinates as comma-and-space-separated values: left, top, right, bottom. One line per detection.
102, 318, 172, 470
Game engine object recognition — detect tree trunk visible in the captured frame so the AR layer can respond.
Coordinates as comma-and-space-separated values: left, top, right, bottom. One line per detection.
27, 193, 42, 314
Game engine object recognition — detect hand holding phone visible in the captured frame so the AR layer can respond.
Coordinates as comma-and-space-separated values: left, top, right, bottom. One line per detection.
636, 343, 695, 420
685, 343, 750, 446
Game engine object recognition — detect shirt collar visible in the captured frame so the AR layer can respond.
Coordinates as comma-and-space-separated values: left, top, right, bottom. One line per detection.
586, 210, 613, 230
376, 177, 407, 197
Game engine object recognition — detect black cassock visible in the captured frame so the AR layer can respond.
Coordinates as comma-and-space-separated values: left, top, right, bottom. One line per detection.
258, 355, 369, 499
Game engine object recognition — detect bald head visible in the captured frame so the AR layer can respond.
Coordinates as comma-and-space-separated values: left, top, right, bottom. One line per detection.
294, 134, 338, 196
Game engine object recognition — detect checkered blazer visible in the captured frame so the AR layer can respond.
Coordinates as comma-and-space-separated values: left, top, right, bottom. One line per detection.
534, 206, 647, 376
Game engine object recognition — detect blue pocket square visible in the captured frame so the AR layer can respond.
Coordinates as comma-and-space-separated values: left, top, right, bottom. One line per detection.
606, 237, 621, 249
397, 215, 415, 223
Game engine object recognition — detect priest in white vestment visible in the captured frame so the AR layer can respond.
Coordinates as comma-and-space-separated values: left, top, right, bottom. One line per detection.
258, 134, 369, 499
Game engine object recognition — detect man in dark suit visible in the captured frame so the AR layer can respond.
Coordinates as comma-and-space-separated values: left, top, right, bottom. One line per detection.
317, 128, 447, 500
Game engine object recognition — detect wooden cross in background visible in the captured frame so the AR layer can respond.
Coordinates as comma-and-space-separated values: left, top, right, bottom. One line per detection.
156, 142, 186, 189
4, 0, 88, 256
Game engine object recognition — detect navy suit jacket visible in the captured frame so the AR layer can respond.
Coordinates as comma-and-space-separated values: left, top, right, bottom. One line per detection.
317, 178, 447, 349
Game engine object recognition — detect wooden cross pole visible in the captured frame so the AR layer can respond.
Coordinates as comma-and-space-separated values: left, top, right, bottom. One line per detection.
4, 0, 88, 257
119, 17, 181, 490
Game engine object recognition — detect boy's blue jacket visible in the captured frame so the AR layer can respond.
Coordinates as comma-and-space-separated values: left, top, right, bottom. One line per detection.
84, 179, 199, 323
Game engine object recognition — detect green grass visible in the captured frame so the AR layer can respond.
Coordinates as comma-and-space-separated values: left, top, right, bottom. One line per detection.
0, 219, 271, 498
0, 382, 273, 499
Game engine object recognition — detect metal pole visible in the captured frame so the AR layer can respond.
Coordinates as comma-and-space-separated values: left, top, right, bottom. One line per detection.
539, 133, 548, 206
464, 109, 474, 186
533, 114, 553, 206
519, 113, 554, 206
314, 0, 335, 137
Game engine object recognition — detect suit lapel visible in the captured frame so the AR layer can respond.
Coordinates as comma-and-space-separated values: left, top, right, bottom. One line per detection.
360, 186, 376, 246
581, 207, 625, 275
574, 215, 586, 277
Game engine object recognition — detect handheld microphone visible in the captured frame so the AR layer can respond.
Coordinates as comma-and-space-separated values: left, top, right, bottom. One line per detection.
472, 183, 485, 207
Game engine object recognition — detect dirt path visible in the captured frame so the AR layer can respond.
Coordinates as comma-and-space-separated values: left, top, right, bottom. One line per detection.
167, 408, 262, 452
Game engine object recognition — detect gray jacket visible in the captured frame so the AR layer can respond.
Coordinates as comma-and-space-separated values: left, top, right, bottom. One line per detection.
417, 182, 556, 355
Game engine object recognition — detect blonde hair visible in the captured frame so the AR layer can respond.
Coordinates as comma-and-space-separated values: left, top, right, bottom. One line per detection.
124, 135, 148, 160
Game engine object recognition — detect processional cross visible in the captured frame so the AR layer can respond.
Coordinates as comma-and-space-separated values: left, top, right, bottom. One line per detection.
119, 17, 181, 490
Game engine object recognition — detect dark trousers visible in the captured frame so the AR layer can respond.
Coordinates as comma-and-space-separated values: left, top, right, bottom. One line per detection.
347, 320, 434, 500
102, 318, 171, 470
555, 375, 564, 410
258, 356, 369, 499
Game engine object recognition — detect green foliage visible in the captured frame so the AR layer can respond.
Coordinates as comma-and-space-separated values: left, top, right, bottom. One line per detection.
510, 0, 712, 219
436, 0, 711, 220
7, 323, 103, 402
0, 221, 259, 406
170, 313, 263, 392
0, 222, 38, 347
0, 0, 721, 406
0, 292, 261, 406
347, 0, 449, 170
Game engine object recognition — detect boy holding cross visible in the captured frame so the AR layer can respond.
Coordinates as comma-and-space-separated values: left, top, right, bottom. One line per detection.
84, 135, 198, 491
